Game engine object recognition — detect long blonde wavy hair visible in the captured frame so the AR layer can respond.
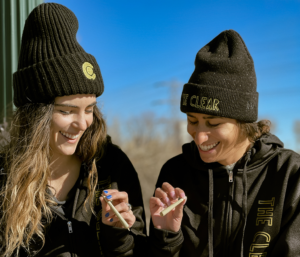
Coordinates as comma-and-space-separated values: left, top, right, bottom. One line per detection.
0, 102, 107, 256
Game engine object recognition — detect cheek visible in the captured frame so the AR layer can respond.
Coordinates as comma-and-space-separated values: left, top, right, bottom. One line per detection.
216, 127, 239, 146
52, 115, 70, 131
187, 124, 194, 137
87, 115, 94, 128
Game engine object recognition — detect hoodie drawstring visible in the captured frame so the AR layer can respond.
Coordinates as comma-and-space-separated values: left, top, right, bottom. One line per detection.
208, 169, 214, 257
240, 151, 251, 257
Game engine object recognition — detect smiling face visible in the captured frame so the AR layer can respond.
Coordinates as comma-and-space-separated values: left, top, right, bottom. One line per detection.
50, 94, 96, 157
187, 112, 251, 165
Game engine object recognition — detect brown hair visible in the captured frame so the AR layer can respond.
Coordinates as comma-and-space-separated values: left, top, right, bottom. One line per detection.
237, 119, 271, 143
0, 102, 106, 256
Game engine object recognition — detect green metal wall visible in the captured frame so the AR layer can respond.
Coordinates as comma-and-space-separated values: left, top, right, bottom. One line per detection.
0, 0, 44, 129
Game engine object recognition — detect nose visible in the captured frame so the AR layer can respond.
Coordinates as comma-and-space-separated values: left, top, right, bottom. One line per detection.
194, 130, 209, 145
72, 113, 88, 131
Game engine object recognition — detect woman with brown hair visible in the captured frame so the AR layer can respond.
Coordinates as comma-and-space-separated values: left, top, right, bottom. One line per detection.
149, 30, 300, 257
0, 3, 145, 257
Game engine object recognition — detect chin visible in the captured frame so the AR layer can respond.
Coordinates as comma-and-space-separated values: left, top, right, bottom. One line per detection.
56, 146, 77, 156
200, 155, 217, 164
62, 149, 77, 156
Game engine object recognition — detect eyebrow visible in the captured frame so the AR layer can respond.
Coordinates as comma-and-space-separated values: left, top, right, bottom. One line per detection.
203, 116, 224, 119
54, 101, 97, 108
186, 113, 223, 119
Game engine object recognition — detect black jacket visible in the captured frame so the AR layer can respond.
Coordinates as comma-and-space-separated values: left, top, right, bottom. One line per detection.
149, 133, 300, 257
0, 141, 146, 257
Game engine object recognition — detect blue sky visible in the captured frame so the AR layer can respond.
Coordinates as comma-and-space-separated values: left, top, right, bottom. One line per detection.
47, 0, 300, 151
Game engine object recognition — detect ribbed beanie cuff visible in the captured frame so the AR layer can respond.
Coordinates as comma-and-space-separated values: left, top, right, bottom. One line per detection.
13, 52, 103, 107
180, 83, 258, 122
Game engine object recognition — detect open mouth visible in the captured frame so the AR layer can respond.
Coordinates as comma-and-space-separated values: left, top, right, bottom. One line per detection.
198, 142, 219, 152
60, 131, 80, 140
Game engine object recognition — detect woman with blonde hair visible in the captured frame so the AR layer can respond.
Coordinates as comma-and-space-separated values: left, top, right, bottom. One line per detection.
0, 3, 145, 256
149, 30, 300, 256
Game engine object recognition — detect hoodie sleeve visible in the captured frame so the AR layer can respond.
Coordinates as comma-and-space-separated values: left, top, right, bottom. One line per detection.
148, 160, 184, 257
98, 142, 147, 257
268, 166, 300, 257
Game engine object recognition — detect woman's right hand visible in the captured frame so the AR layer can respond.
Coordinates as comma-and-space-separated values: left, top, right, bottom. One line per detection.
149, 182, 187, 232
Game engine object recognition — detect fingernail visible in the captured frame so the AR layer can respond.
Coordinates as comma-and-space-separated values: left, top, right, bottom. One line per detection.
170, 191, 176, 200
103, 190, 108, 194
105, 213, 109, 217
110, 218, 113, 222
165, 197, 171, 206
107, 195, 112, 200
179, 193, 185, 199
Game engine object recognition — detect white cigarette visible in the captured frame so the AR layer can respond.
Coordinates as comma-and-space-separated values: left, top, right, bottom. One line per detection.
160, 197, 187, 217
102, 194, 130, 231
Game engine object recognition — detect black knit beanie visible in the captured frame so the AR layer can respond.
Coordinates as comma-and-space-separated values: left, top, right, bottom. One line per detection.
13, 3, 104, 107
180, 30, 258, 122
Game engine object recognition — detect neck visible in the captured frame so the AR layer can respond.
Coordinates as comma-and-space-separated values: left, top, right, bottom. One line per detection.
48, 152, 82, 200
49, 152, 81, 180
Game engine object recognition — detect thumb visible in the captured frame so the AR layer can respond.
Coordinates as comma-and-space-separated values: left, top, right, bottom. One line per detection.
99, 196, 109, 213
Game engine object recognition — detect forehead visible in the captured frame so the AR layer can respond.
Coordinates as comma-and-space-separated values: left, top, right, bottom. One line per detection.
54, 94, 96, 105
187, 112, 223, 119
187, 112, 238, 125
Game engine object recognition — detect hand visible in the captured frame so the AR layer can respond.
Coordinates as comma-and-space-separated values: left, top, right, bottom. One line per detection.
150, 182, 186, 232
100, 189, 136, 229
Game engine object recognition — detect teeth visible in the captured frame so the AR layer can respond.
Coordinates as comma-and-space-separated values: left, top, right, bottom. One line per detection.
199, 142, 218, 151
60, 131, 79, 140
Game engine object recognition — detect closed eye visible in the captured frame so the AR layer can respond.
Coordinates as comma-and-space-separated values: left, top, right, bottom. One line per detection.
60, 110, 70, 115
207, 121, 220, 127
188, 119, 198, 125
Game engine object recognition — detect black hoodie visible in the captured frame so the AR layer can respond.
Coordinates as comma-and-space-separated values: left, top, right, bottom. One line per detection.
149, 133, 300, 257
0, 140, 146, 257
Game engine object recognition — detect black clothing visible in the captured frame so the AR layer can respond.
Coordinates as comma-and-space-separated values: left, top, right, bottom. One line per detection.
180, 30, 258, 123
149, 133, 300, 257
0, 141, 146, 257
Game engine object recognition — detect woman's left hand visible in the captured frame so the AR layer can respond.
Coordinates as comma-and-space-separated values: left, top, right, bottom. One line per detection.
100, 189, 136, 229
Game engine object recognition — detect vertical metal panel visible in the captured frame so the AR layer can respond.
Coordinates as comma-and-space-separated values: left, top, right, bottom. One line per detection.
0, 0, 7, 127
0, 0, 44, 129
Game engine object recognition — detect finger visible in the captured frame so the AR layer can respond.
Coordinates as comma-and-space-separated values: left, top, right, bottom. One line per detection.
100, 196, 115, 225
103, 191, 129, 204
173, 197, 187, 219
109, 210, 136, 227
175, 187, 186, 200
150, 197, 165, 209
99, 196, 110, 212
110, 202, 131, 214
102, 189, 119, 196
161, 182, 177, 200
104, 215, 117, 225
155, 187, 171, 206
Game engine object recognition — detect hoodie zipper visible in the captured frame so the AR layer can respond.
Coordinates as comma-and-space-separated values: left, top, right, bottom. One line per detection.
67, 221, 73, 233
224, 169, 234, 256
49, 207, 76, 257
228, 170, 233, 182
67, 221, 75, 257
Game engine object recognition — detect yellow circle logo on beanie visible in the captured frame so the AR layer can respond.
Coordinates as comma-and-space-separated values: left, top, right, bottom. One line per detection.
82, 62, 96, 80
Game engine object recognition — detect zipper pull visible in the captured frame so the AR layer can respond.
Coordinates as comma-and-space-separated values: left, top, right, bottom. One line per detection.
228, 170, 233, 183
67, 221, 73, 233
